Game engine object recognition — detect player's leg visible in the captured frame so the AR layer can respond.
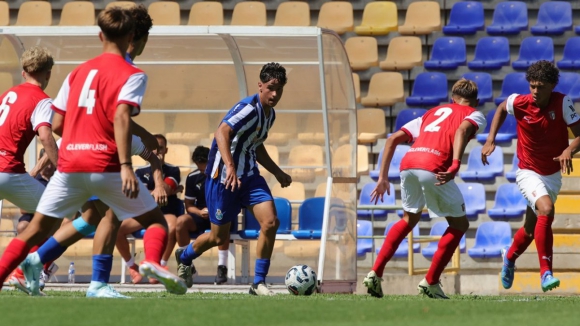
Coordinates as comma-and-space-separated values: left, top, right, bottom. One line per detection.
215, 232, 231, 285
174, 213, 206, 286
161, 213, 178, 267
115, 218, 146, 283
501, 207, 535, 289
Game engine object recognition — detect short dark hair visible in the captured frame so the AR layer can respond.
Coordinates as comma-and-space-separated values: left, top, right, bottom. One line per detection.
526, 60, 559, 85
97, 7, 135, 41
260, 62, 287, 85
131, 4, 153, 42
154, 134, 167, 147
192, 146, 209, 163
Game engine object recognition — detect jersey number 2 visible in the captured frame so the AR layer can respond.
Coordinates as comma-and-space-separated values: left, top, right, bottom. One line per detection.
0, 91, 17, 126
78, 69, 98, 114
424, 107, 452, 132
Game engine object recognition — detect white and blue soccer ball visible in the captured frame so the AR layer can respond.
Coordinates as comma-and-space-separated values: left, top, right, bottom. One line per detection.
285, 264, 318, 296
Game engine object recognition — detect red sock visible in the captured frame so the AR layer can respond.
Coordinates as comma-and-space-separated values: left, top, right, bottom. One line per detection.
0, 239, 30, 287
507, 227, 534, 262
372, 219, 413, 277
535, 215, 554, 276
425, 227, 464, 285
143, 226, 167, 264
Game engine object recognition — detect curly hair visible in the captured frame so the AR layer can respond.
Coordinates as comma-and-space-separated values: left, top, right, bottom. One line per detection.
131, 4, 153, 42
526, 60, 559, 85
260, 62, 287, 85
21, 46, 54, 74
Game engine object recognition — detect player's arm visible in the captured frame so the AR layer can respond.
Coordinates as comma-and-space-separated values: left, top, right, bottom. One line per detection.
215, 122, 240, 191
115, 104, 139, 198
256, 144, 291, 188
370, 130, 410, 204
29, 153, 50, 178
555, 96, 580, 174
435, 121, 478, 186
482, 98, 511, 164
37, 126, 58, 167
145, 152, 168, 206
130, 120, 159, 152
185, 198, 207, 218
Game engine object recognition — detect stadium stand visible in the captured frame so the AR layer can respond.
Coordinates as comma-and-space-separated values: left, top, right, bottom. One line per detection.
239, 198, 292, 239
468, 37, 510, 70
468, 222, 512, 258
231, 1, 266, 26
370, 145, 411, 181
376, 222, 420, 258
476, 109, 517, 144
287, 145, 324, 183
355, 1, 398, 36
357, 182, 392, 220
393, 108, 427, 131
505, 155, 519, 183
361, 72, 404, 107
530, 1, 572, 36
557, 37, 580, 70
457, 182, 487, 219
105, 1, 135, 9
379, 36, 423, 71
421, 221, 466, 259
356, 220, 373, 257
352, 73, 361, 103
59, 1, 95, 26
273, 1, 310, 27
345, 36, 379, 71
0, 2, 8, 26
357, 108, 387, 144
488, 183, 527, 219
188, 1, 223, 25
16, 1, 51, 26
462, 72, 493, 104
148, 1, 180, 25
406, 72, 448, 106
267, 112, 296, 146
554, 72, 580, 102
486, 1, 528, 36
512, 37, 554, 71
292, 197, 345, 240
495, 72, 530, 105
460, 146, 504, 182
316, 1, 354, 35
442, 1, 484, 35
424, 37, 466, 70
398, 1, 441, 35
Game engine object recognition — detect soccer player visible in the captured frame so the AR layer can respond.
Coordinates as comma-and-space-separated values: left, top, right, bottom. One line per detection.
363, 79, 487, 299
482, 60, 580, 292
176, 63, 292, 295
0, 7, 186, 296
175, 146, 233, 286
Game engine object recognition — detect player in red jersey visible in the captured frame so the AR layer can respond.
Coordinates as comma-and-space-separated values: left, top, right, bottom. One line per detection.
363, 79, 486, 299
482, 60, 580, 292
0, 7, 186, 296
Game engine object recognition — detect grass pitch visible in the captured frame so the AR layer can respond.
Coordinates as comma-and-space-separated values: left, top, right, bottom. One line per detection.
0, 290, 578, 326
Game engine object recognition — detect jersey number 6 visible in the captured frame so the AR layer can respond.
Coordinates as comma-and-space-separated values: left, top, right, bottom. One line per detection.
0, 91, 17, 126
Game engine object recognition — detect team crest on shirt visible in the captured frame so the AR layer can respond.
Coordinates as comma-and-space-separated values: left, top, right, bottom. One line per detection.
215, 209, 223, 220
549, 111, 556, 120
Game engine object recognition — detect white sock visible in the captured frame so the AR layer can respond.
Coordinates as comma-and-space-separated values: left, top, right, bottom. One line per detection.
218, 250, 228, 267
160, 259, 167, 267
179, 245, 188, 250
126, 257, 134, 267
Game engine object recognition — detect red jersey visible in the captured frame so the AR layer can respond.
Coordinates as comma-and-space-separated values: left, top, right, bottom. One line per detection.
399, 103, 487, 173
52, 53, 147, 173
0, 83, 53, 173
507, 92, 580, 175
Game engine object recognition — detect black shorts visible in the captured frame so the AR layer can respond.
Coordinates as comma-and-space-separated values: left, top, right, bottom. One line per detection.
18, 213, 33, 223
161, 197, 185, 216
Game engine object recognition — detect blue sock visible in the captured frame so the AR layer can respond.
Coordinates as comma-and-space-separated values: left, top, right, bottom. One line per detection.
179, 244, 199, 266
92, 254, 113, 283
254, 259, 270, 284
37, 237, 67, 264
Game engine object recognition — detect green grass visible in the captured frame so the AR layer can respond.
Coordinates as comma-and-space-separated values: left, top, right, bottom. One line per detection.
1, 291, 578, 326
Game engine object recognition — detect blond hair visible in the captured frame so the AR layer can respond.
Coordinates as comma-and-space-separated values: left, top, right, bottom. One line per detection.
451, 78, 478, 101
21, 46, 54, 74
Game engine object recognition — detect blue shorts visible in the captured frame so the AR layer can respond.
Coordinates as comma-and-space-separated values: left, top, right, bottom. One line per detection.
205, 174, 273, 225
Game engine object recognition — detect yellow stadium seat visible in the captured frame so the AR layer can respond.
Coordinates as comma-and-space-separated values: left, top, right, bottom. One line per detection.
352, 73, 361, 103
59, 1, 95, 26
555, 195, 580, 214
149, 1, 181, 25
333, 144, 369, 177
164, 144, 192, 181
274, 1, 310, 27
267, 112, 297, 146
317, 1, 354, 35
355, 1, 398, 36
0, 1, 9, 26
188, 2, 223, 25
16, 1, 51, 26
165, 113, 210, 145
231, 1, 266, 26
357, 108, 387, 144
297, 113, 325, 145
105, 2, 136, 10
361, 72, 405, 107
133, 112, 167, 135
271, 182, 306, 201
380, 36, 423, 71
288, 145, 324, 183
398, 1, 442, 35
345, 37, 379, 71
0, 72, 13, 92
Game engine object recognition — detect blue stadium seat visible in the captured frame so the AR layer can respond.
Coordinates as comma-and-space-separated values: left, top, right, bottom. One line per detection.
357, 220, 373, 257
460, 146, 504, 182
370, 145, 411, 181
505, 155, 519, 182
375, 221, 420, 258
530, 1, 572, 36
424, 37, 466, 70
457, 182, 487, 218
488, 183, 527, 219
357, 182, 393, 220
462, 72, 493, 104
239, 197, 292, 239
421, 221, 466, 258
292, 197, 345, 239
554, 72, 580, 102
512, 37, 554, 70
442, 1, 484, 35
486, 1, 528, 36
495, 73, 529, 105
557, 38, 580, 70
467, 37, 510, 70
476, 109, 517, 144
394, 108, 427, 131
468, 221, 512, 258
406, 72, 448, 106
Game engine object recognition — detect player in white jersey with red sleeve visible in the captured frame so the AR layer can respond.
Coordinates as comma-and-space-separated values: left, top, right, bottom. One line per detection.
363, 79, 486, 299
0, 7, 186, 296
482, 60, 580, 293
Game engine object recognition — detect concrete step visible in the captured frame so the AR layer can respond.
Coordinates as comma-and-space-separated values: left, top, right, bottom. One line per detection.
500, 272, 580, 295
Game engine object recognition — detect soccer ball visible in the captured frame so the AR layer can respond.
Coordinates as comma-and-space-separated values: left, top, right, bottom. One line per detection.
285, 264, 317, 295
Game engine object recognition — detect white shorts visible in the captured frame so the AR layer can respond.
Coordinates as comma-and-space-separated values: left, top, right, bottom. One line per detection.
36, 171, 157, 220
400, 169, 466, 218
0, 172, 45, 213
515, 169, 561, 212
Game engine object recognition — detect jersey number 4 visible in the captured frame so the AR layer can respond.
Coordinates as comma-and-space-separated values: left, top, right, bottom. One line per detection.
424, 107, 452, 132
78, 69, 98, 114
0, 91, 17, 126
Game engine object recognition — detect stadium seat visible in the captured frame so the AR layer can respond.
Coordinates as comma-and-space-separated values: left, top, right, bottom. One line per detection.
59, 2, 95, 26
268, 112, 296, 146
488, 183, 527, 219
505, 155, 519, 182
188, 2, 223, 25
486, 1, 528, 36
495, 73, 529, 105
0, 2, 8, 26
105, 2, 135, 9
530, 1, 572, 36
357, 108, 387, 144
468, 222, 512, 258
557, 38, 580, 70
288, 145, 324, 183
476, 109, 517, 144
271, 182, 305, 202
462, 72, 493, 104
166, 113, 211, 145
149, 2, 181, 25
274, 1, 310, 27
231, 1, 266, 26
317, 1, 354, 35
460, 146, 504, 182
240, 197, 292, 239
357, 182, 393, 220
361, 72, 404, 107
370, 145, 411, 181
297, 113, 325, 145
16, 1, 51, 26
554, 72, 580, 102
380, 36, 423, 71
164, 144, 192, 180
424, 37, 466, 70
398, 1, 441, 35
357, 220, 373, 257
0, 72, 13, 92
442, 1, 484, 35
376, 222, 420, 258
468, 37, 510, 70
456, 182, 487, 218
355, 1, 398, 36
333, 144, 369, 177
345, 37, 379, 71
353, 73, 361, 103
421, 221, 466, 258
132, 112, 166, 134
406, 72, 448, 107
293, 197, 345, 239
512, 37, 554, 70
393, 108, 428, 132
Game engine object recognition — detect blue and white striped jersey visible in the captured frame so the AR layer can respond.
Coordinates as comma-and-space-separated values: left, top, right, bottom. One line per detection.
206, 93, 276, 182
